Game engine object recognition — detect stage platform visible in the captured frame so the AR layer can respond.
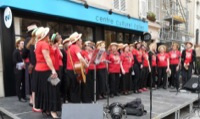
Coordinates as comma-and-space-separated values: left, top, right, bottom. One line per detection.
0, 89, 198, 119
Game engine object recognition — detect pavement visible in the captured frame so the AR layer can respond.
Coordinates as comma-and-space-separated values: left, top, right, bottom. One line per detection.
0, 89, 199, 119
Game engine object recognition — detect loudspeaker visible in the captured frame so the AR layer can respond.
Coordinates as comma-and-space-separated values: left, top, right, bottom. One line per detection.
183, 75, 200, 92
61, 104, 103, 119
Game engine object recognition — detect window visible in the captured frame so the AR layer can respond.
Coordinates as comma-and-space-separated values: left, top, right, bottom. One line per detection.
148, 0, 161, 21
113, 0, 126, 12
14, 17, 94, 43
139, 0, 148, 18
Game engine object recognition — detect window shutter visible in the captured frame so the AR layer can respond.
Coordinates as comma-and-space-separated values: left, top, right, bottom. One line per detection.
140, 0, 148, 18
120, 0, 126, 11
114, 0, 120, 10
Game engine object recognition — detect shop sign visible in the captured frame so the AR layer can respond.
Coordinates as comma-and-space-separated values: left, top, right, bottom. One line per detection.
4, 7, 12, 28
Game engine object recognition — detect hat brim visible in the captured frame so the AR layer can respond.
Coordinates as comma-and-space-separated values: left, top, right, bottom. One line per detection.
71, 34, 82, 44
96, 41, 105, 47
37, 28, 50, 41
63, 38, 71, 44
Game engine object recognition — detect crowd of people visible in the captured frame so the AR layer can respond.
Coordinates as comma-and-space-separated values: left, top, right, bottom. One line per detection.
12, 24, 196, 118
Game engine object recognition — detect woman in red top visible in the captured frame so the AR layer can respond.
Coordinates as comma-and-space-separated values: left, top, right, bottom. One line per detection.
66, 32, 88, 103
181, 41, 196, 86
62, 38, 71, 103
140, 42, 150, 92
168, 43, 181, 89
34, 27, 60, 118
108, 42, 121, 98
132, 41, 142, 93
96, 41, 107, 99
50, 33, 63, 79
120, 44, 132, 94
82, 41, 95, 102
157, 45, 170, 89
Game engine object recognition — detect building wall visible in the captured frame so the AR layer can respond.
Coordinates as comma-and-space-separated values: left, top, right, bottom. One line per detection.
71, 0, 139, 18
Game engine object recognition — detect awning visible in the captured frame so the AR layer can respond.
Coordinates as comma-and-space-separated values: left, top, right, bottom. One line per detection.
0, 0, 148, 32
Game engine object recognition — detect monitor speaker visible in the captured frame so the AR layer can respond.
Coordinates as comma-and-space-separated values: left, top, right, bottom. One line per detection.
61, 104, 103, 119
183, 75, 200, 92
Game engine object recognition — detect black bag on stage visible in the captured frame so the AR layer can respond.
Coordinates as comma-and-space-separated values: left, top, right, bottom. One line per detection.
124, 98, 147, 116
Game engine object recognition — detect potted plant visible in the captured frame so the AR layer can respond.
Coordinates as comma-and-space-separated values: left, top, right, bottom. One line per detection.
147, 12, 156, 22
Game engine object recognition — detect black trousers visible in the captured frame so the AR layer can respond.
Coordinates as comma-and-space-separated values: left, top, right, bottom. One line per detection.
151, 66, 157, 87
141, 67, 149, 88
15, 69, 26, 100
158, 67, 167, 88
97, 68, 107, 96
122, 73, 130, 91
66, 70, 91, 103
109, 73, 120, 95
182, 64, 193, 87
63, 69, 70, 101
169, 64, 179, 87
133, 64, 141, 91
86, 69, 95, 101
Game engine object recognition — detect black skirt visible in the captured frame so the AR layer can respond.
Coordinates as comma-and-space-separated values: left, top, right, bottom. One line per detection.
35, 70, 61, 112
122, 73, 130, 91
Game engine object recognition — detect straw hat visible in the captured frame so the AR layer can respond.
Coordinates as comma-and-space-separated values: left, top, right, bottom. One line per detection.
118, 43, 124, 50
35, 27, 50, 41
185, 41, 193, 47
27, 24, 37, 33
70, 32, 82, 44
158, 45, 167, 52
129, 43, 135, 47
109, 42, 118, 47
172, 42, 179, 49
31, 28, 38, 36
15, 37, 25, 47
123, 44, 128, 49
63, 37, 71, 45
84, 41, 95, 46
96, 40, 105, 47
142, 41, 147, 48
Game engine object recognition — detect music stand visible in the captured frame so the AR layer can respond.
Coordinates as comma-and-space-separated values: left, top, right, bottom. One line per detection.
89, 48, 105, 103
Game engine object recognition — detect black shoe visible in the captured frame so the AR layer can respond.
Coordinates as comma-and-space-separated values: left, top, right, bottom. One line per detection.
163, 87, 167, 89
29, 103, 33, 107
110, 94, 114, 98
19, 98, 27, 102
115, 93, 120, 96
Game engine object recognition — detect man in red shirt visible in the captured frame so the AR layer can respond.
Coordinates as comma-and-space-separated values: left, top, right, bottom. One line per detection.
66, 32, 89, 103
181, 41, 196, 87
108, 42, 121, 98
168, 42, 181, 89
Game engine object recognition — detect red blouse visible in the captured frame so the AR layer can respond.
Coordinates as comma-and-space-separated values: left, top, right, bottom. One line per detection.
66, 44, 81, 70
108, 52, 120, 73
96, 52, 107, 69
185, 49, 193, 64
151, 54, 157, 67
169, 50, 181, 65
120, 52, 132, 73
35, 41, 55, 71
133, 49, 142, 63
142, 51, 149, 67
157, 53, 169, 67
